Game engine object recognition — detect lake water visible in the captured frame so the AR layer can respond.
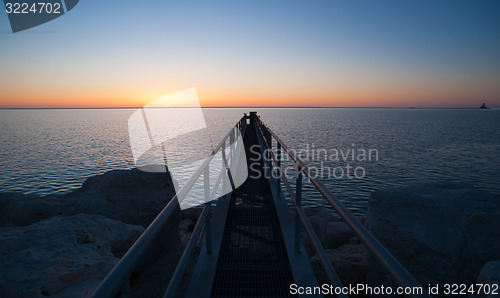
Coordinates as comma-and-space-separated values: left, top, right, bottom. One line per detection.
1, 108, 499, 216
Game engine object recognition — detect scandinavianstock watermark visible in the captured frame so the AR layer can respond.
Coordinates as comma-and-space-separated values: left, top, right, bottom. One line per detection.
249, 143, 378, 180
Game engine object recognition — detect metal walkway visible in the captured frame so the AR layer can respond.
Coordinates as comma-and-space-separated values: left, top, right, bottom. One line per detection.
92, 112, 431, 298
210, 190, 294, 297
191, 112, 297, 297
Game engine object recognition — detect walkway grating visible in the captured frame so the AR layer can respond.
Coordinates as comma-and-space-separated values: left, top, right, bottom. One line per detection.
210, 191, 294, 297
210, 118, 295, 297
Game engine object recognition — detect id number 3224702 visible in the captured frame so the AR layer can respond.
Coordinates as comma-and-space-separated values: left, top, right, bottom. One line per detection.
5, 2, 62, 14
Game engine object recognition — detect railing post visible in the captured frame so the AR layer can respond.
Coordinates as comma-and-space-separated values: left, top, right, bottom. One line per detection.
295, 169, 302, 254
266, 130, 271, 149
230, 127, 236, 165
221, 139, 228, 191
221, 139, 226, 165
276, 143, 281, 194
277, 143, 281, 168
267, 131, 272, 167
204, 166, 212, 254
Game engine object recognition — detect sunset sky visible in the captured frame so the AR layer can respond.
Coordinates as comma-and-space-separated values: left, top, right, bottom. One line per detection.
1, 0, 499, 108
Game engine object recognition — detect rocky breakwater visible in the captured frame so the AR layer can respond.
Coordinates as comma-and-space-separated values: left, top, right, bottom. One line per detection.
305, 209, 370, 287
366, 182, 500, 293
0, 169, 180, 297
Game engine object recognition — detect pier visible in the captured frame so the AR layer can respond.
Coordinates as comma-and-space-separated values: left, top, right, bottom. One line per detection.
92, 112, 430, 298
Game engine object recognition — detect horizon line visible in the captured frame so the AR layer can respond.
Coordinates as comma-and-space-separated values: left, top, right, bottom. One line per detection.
0, 106, 496, 110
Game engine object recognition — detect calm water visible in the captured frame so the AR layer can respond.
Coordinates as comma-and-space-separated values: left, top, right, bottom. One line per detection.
1, 108, 499, 216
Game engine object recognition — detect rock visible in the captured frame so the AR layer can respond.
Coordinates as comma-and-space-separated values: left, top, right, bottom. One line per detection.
0, 169, 181, 252
306, 208, 338, 241
130, 246, 188, 298
181, 208, 202, 222
179, 219, 194, 232
0, 214, 144, 298
324, 221, 354, 249
0, 192, 77, 228
366, 182, 500, 286
304, 208, 335, 222
68, 169, 178, 228
308, 215, 328, 237
0, 169, 178, 229
476, 260, 500, 298
179, 219, 195, 246
302, 209, 353, 253
303, 207, 321, 217
0, 169, 184, 297
67, 169, 181, 253
356, 216, 366, 225
347, 236, 361, 245
310, 243, 369, 286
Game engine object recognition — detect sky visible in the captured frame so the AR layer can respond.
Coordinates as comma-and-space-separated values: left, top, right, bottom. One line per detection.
1, 0, 499, 108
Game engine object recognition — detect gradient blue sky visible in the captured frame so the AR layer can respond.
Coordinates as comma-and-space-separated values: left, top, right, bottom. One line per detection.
1, 0, 499, 107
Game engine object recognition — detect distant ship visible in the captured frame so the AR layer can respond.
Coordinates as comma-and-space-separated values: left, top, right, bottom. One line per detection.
480, 102, 490, 109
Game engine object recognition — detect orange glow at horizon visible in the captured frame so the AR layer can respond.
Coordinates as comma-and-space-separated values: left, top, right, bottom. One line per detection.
1, 85, 498, 108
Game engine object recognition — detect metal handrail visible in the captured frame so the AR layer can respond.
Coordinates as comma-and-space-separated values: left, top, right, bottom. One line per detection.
254, 114, 430, 298
92, 115, 247, 298
163, 117, 248, 298
254, 119, 347, 297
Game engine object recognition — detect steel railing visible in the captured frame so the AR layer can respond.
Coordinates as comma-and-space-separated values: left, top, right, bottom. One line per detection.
253, 114, 431, 298
92, 115, 248, 298
254, 118, 347, 298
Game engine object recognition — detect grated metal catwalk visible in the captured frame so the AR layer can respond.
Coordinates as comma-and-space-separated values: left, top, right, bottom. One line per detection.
210, 115, 295, 297
210, 191, 295, 297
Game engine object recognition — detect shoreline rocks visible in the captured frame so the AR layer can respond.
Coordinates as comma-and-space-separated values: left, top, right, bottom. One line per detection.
305, 182, 500, 295
0, 214, 144, 298
366, 182, 500, 288
0, 169, 178, 229
476, 261, 500, 298
0, 169, 180, 297
304, 208, 370, 288
2, 176, 499, 297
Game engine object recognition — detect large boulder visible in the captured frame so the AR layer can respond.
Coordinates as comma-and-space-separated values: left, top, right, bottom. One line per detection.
179, 219, 195, 245
307, 209, 333, 238
476, 260, 500, 298
0, 169, 181, 252
0, 192, 77, 228
323, 221, 354, 249
0, 169, 178, 229
0, 169, 184, 297
0, 214, 144, 298
67, 168, 178, 228
366, 182, 500, 287
310, 243, 369, 286
67, 169, 182, 271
